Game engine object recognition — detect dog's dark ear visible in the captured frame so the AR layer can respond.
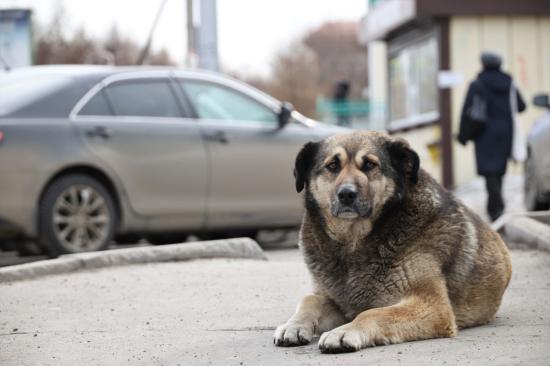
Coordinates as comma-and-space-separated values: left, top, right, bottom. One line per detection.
294, 141, 320, 193
387, 138, 420, 185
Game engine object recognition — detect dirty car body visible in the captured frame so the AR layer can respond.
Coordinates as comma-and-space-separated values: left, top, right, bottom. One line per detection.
0, 65, 347, 255
525, 93, 550, 210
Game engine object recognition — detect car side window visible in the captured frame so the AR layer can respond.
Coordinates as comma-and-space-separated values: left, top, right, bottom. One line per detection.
104, 79, 181, 118
78, 90, 113, 116
179, 80, 277, 124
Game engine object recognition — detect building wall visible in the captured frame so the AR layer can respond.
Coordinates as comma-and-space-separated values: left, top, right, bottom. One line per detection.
367, 41, 388, 131
367, 39, 443, 181
394, 126, 443, 182
450, 16, 550, 185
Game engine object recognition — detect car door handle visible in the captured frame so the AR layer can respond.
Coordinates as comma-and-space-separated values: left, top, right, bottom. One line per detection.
86, 126, 112, 139
204, 131, 228, 144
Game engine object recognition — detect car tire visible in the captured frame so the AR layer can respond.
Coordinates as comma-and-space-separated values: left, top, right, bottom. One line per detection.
195, 230, 258, 241
114, 233, 143, 245
39, 174, 117, 257
524, 154, 550, 211
146, 233, 188, 245
16, 240, 45, 257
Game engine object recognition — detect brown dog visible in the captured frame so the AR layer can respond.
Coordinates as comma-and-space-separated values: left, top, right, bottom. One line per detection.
274, 131, 511, 353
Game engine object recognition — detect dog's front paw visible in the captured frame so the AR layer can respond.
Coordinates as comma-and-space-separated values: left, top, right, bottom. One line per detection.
274, 322, 314, 347
318, 326, 366, 353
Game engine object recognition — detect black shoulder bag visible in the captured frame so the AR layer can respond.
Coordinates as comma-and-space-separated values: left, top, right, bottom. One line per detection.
459, 80, 489, 143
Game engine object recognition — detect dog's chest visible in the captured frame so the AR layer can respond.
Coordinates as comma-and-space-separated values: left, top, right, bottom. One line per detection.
304, 244, 408, 319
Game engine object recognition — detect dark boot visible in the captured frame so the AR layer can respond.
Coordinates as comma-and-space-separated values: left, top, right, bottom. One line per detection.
484, 174, 505, 221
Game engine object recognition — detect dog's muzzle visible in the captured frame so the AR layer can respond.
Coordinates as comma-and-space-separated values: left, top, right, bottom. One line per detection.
331, 184, 372, 219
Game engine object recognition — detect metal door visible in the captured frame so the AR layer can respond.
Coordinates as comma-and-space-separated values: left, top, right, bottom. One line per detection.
72, 77, 208, 229
178, 79, 311, 228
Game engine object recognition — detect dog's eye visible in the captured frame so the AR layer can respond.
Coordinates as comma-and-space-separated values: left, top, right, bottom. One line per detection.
362, 160, 376, 172
326, 161, 340, 173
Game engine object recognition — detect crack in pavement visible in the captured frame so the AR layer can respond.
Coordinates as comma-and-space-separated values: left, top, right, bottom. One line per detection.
206, 326, 276, 332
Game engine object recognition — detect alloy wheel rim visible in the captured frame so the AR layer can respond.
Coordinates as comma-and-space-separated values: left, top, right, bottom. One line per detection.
52, 185, 110, 252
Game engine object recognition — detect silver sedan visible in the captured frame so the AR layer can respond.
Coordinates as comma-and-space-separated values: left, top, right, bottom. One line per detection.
525, 93, 550, 210
0, 65, 347, 256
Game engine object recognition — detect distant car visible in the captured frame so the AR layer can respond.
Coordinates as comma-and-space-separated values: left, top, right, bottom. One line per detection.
525, 93, 550, 210
0, 65, 348, 256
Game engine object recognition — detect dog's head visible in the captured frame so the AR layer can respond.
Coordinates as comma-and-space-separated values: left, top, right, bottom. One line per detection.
294, 131, 419, 226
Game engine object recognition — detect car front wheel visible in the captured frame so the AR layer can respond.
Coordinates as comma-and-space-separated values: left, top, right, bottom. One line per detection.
39, 174, 116, 257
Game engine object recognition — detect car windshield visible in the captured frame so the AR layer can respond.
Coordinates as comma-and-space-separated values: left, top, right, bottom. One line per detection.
0, 74, 72, 116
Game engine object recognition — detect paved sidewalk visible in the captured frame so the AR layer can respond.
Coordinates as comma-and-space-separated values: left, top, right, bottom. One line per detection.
454, 174, 524, 221
1, 248, 549, 366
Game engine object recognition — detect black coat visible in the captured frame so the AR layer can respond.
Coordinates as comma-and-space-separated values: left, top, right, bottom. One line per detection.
460, 69, 526, 175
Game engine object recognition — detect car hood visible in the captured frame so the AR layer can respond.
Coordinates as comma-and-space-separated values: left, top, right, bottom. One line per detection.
293, 112, 353, 138
312, 121, 352, 137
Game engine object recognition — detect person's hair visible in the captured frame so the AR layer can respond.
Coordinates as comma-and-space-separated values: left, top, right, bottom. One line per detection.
481, 51, 502, 70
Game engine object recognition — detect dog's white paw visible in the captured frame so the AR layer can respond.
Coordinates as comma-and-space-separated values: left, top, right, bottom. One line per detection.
274, 322, 314, 347
318, 326, 366, 353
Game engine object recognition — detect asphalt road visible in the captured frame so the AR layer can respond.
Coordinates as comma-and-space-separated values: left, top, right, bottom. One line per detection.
1, 247, 548, 366
0, 251, 47, 267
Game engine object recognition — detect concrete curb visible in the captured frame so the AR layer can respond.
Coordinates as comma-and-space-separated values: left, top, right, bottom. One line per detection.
492, 210, 550, 232
0, 237, 266, 283
501, 215, 550, 252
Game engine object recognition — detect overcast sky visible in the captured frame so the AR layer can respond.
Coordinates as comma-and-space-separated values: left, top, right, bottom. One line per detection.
0, 0, 366, 75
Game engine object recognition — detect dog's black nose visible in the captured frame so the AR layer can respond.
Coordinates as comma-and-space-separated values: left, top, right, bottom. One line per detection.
337, 185, 357, 205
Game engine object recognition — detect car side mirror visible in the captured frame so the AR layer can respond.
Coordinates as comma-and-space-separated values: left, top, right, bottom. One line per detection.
533, 93, 550, 109
278, 102, 294, 129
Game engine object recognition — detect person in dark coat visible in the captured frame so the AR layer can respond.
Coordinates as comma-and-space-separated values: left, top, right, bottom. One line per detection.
459, 52, 526, 221
332, 80, 351, 127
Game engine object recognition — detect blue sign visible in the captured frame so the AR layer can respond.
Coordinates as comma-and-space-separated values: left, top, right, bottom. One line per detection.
0, 9, 32, 68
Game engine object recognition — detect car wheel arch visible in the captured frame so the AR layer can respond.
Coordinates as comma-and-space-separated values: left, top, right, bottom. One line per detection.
37, 164, 123, 233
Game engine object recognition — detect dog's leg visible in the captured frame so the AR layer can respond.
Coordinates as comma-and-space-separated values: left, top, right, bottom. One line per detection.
318, 280, 457, 353
274, 293, 346, 346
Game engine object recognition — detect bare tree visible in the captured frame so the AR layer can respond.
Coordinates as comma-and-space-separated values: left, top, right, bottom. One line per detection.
303, 21, 367, 99
146, 48, 174, 66
235, 21, 367, 119
268, 41, 319, 118
34, 5, 68, 64
103, 26, 140, 65
34, 7, 174, 66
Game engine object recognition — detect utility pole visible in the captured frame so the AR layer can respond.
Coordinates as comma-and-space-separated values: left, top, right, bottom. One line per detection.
186, 0, 197, 67
195, 0, 219, 71
137, 0, 169, 65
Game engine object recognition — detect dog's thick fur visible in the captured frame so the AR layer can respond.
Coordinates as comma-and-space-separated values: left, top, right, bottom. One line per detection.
274, 131, 512, 353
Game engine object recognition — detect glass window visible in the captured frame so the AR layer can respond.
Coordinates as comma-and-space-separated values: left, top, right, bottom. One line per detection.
104, 80, 181, 117
78, 90, 113, 116
179, 80, 277, 124
388, 34, 438, 128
